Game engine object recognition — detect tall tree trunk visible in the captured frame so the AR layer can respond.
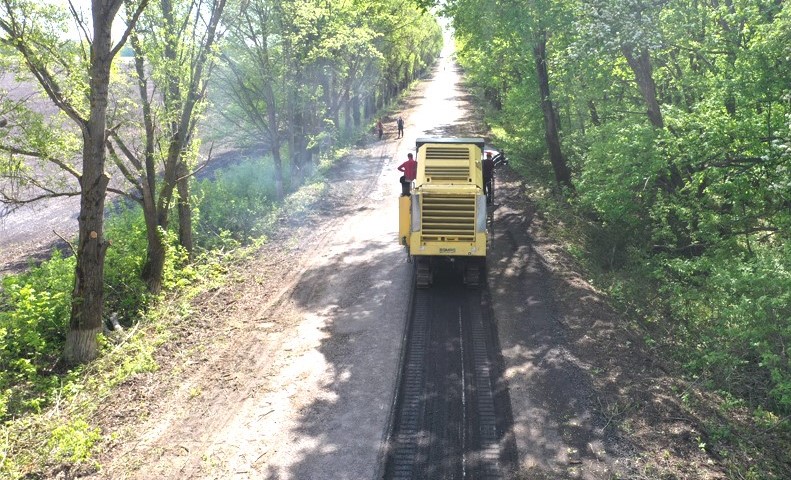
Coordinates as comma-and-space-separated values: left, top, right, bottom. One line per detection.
66, 138, 111, 364
272, 141, 284, 199
177, 162, 193, 258
331, 71, 340, 129
365, 94, 374, 119
287, 91, 299, 181
132, 29, 167, 293
621, 44, 684, 191
141, 218, 166, 294
588, 100, 601, 126
533, 32, 573, 190
160, 0, 223, 263
343, 87, 352, 135
140, 148, 164, 296
352, 94, 361, 127
621, 45, 664, 128
321, 70, 339, 129
711, 0, 739, 116
65, 0, 119, 364
290, 88, 309, 181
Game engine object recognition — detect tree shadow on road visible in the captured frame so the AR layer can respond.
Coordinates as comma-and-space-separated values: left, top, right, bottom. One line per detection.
486, 168, 728, 479
255, 235, 410, 479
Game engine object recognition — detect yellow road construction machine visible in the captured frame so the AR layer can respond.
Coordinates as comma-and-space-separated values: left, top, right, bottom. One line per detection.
398, 137, 489, 287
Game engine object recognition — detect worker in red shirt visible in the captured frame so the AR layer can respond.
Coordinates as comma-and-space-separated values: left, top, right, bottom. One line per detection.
398, 152, 417, 196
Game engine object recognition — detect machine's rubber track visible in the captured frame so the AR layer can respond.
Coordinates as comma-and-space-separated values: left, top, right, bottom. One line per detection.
463, 262, 480, 288
416, 258, 432, 288
386, 291, 431, 479
384, 284, 516, 479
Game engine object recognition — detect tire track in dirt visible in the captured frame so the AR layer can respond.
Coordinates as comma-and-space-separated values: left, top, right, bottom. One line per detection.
90, 138, 405, 479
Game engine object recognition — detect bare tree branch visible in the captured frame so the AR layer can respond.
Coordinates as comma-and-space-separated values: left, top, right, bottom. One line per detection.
0, 10, 88, 129
106, 137, 144, 194
176, 142, 214, 182
110, 0, 150, 59
0, 189, 80, 205
0, 144, 81, 179
107, 129, 144, 171
107, 186, 138, 201
53, 229, 78, 257
66, 0, 92, 61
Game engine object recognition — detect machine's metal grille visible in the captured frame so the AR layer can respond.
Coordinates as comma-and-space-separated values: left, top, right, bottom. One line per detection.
420, 195, 476, 242
424, 147, 472, 181
425, 146, 470, 160
424, 166, 470, 180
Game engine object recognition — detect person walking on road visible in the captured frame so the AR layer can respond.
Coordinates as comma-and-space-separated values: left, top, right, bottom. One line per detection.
398, 152, 417, 196
396, 116, 404, 138
376, 119, 384, 140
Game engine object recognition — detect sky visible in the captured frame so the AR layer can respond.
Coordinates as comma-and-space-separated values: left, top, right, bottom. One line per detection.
51, 0, 126, 41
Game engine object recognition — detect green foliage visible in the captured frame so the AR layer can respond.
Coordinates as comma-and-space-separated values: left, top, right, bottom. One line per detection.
454, 0, 791, 399
213, 0, 442, 174
0, 132, 341, 475
452, 0, 791, 473
0, 201, 198, 424
102, 206, 150, 317
497, 87, 547, 164
578, 122, 660, 226
102, 204, 196, 316
47, 418, 101, 464
193, 157, 279, 248
1, 0, 437, 475
0, 252, 73, 420
660, 246, 791, 409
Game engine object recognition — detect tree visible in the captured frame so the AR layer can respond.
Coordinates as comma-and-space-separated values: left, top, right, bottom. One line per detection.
534, 28, 573, 189
216, 0, 290, 199
108, 0, 226, 293
0, 0, 148, 364
430, 0, 791, 418
371, 1, 442, 117
447, 0, 574, 189
215, 0, 441, 197
580, 0, 666, 128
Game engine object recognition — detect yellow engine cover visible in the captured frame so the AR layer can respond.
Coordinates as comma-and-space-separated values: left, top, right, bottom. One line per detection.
399, 192, 487, 257
399, 138, 489, 258
398, 195, 411, 246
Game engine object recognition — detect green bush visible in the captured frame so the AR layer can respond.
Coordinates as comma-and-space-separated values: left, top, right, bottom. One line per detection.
193, 157, 279, 248
103, 205, 150, 318
661, 245, 791, 410
0, 203, 195, 422
103, 203, 197, 313
0, 252, 73, 419
578, 122, 660, 227
47, 417, 101, 464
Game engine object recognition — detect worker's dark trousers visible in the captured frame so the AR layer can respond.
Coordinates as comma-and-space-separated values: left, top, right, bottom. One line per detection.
400, 176, 412, 196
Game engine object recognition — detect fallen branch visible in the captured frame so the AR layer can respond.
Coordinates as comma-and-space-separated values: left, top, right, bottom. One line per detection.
53, 230, 77, 257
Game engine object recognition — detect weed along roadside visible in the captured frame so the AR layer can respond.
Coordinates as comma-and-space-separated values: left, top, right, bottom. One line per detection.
0, 144, 354, 478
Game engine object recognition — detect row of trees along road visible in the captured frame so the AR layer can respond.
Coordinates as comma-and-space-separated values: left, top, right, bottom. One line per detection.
0, 0, 442, 364
432, 0, 791, 417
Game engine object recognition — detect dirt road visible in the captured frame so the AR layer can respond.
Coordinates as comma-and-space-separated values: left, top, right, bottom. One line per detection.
69, 49, 731, 479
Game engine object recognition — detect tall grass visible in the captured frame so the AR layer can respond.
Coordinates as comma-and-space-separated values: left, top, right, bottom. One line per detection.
193, 158, 278, 248
0, 154, 290, 422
